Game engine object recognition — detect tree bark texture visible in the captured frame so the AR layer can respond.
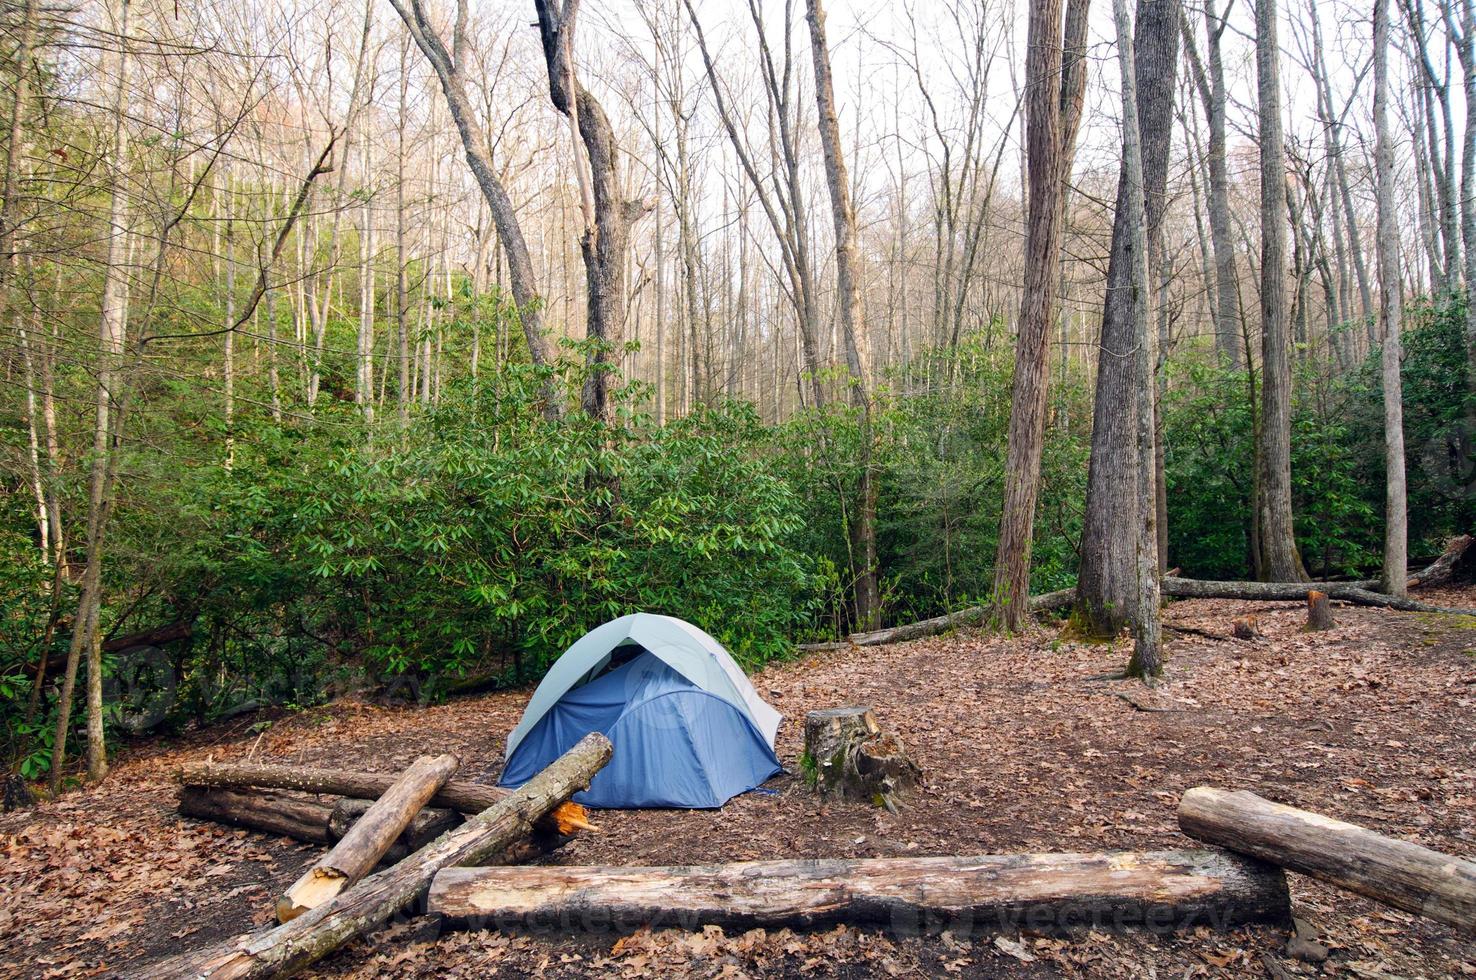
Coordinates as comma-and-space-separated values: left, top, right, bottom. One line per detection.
991, 0, 1070, 630
1254, 0, 1307, 583
1078, 0, 1179, 639
1373, 0, 1409, 598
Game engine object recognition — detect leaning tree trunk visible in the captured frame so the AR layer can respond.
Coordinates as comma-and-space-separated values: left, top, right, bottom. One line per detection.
1077, 0, 1180, 639
533, 0, 646, 425
805, 0, 880, 630
387, 0, 559, 417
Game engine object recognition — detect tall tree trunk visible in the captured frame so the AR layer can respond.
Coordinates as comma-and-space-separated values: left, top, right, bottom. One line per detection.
991, 0, 1088, 630
1182, 1, 1241, 367
1111, 0, 1163, 680
1254, 0, 1307, 583
1077, 0, 1180, 638
805, 0, 879, 629
1375, 0, 1408, 597
53, 0, 133, 789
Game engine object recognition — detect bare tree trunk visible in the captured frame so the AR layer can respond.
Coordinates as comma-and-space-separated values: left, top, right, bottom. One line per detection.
1254, 0, 1307, 583
1078, 0, 1179, 638
805, 0, 880, 629
54, 0, 133, 790
991, 0, 1089, 631
1182, 1, 1241, 367
1111, 0, 1163, 680
395, 34, 411, 432
388, 0, 560, 417
1374, 0, 1409, 597
533, 0, 647, 424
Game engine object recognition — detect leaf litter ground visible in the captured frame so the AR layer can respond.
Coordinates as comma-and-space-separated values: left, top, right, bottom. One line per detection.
3, 592, 1475, 978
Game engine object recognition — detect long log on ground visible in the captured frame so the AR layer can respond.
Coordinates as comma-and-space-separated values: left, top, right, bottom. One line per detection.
176, 759, 594, 834
1161, 577, 1476, 615
276, 754, 459, 923
428, 849, 1290, 934
179, 786, 335, 844
178, 785, 559, 866
137, 732, 613, 980
1179, 787, 1476, 934
800, 588, 1077, 650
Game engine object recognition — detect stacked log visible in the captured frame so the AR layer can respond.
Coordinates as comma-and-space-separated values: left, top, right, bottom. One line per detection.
138, 732, 614, 980
276, 754, 459, 922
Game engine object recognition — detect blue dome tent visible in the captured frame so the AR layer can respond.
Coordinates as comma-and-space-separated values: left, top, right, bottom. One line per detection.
498, 614, 782, 808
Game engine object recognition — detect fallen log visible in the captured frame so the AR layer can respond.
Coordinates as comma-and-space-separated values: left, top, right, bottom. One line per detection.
808, 548, 1476, 652
276, 754, 459, 923
428, 848, 1290, 934
327, 798, 460, 852
179, 786, 335, 844
1179, 786, 1476, 934
1161, 577, 1476, 615
137, 732, 613, 980
1408, 534, 1474, 589
176, 759, 594, 834
799, 587, 1076, 650
178, 785, 564, 865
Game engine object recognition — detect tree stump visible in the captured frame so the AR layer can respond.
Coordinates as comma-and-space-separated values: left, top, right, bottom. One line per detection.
1305, 591, 1335, 631
804, 708, 920, 810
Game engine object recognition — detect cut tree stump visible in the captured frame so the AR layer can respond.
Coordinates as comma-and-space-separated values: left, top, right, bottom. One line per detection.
1305, 591, 1335, 631
176, 759, 594, 835
429, 849, 1291, 933
137, 732, 613, 980
276, 753, 459, 923
1179, 786, 1476, 934
803, 708, 920, 809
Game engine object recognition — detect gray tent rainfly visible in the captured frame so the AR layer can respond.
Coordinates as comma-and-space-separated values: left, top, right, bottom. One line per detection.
499, 614, 783, 808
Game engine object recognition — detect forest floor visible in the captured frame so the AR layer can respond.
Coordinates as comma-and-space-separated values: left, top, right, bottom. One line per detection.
4, 592, 1476, 979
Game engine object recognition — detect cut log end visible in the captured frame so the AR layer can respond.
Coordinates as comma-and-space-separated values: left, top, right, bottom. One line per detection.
277, 867, 349, 923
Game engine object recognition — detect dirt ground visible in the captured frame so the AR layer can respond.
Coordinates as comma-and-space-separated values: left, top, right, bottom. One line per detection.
3, 592, 1476, 979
